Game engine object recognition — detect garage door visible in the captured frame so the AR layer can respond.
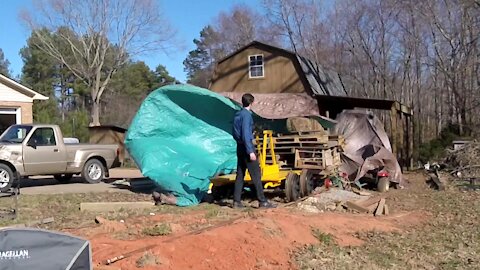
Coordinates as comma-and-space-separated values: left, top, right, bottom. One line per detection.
0, 108, 21, 134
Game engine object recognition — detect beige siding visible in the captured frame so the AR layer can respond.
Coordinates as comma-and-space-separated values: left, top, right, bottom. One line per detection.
0, 101, 33, 123
210, 47, 305, 93
0, 83, 33, 102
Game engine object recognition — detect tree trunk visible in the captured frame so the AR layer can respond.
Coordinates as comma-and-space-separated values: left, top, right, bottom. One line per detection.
91, 99, 100, 126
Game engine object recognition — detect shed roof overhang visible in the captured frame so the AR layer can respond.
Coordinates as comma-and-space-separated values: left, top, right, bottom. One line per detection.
315, 95, 413, 116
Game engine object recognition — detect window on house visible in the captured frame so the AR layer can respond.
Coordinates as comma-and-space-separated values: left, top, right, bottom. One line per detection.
249, 55, 264, 78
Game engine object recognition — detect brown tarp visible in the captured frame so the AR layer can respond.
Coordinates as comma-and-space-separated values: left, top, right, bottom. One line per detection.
286, 117, 326, 133
220, 92, 320, 119
334, 110, 403, 185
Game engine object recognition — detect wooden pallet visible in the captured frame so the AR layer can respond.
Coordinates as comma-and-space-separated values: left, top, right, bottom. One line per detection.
275, 135, 328, 142
279, 130, 327, 136
294, 148, 342, 169
255, 131, 344, 170
259, 133, 329, 143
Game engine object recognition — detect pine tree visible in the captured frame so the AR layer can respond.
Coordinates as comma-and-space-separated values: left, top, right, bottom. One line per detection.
183, 26, 225, 88
0, 48, 11, 77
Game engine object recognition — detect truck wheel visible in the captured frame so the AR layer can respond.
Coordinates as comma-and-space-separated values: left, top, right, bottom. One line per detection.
82, 159, 105, 184
0, 164, 14, 192
377, 177, 390, 193
54, 174, 73, 183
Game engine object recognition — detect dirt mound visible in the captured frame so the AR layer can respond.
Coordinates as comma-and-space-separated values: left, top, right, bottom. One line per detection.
70, 208, 426, 270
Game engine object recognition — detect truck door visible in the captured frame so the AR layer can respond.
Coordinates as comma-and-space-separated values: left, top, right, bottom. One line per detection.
23, 127, 68, 175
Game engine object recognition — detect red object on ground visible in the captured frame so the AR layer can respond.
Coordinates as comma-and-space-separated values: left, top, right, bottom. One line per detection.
324, 178, 332, 189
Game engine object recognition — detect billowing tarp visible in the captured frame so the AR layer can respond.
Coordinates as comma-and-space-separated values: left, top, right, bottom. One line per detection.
334, 109, 403, 185
125, 85, 289, 206
220, 92, 336, 129
220, 92, 320, 119
0, 228, 91, 270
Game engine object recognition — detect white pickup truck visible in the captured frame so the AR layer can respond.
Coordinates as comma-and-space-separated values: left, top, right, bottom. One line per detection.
0, 124, 120, 192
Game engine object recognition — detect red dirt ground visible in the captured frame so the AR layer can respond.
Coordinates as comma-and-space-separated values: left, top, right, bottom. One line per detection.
70, 207, 427, 270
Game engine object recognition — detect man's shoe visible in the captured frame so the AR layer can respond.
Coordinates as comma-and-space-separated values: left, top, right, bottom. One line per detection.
259, 201, 277, 209
232, 201, 245, 209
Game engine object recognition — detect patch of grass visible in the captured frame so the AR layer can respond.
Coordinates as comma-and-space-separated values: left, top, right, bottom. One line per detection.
136, 251, 161, 268
242, 207, 258, 218
112, 227, 139, 240
142, 223, 172, 236
0, 192, 191, 230
311, 228, 334, 245
200, 204, 232, 219
205, 208, 220, 219
0, 193, 128, 229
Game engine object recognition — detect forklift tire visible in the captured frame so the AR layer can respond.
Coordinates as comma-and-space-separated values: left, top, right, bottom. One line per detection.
211, 185, 232, 200
299, 169, 314, 197
0, 164, 14, 193
285, 172, 300, 202
377, 177, 390, 193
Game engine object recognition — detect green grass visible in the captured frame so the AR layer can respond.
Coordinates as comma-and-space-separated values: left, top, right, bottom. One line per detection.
136, 251, 161, 268
142, 223, 172, 236
0, 192, 187, 230
204, 208, 220, 219
311, 229, 334, 245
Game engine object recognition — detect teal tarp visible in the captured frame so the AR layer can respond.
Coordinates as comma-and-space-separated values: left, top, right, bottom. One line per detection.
125, 84, 287, 206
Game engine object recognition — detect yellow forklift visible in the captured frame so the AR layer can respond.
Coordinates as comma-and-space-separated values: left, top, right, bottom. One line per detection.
210, 130, 319, 202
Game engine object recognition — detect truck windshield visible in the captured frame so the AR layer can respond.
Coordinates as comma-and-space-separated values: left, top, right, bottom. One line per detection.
0, 125, 33, 143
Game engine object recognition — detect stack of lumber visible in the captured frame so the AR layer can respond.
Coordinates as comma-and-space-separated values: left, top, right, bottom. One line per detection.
344, 197, 389, 216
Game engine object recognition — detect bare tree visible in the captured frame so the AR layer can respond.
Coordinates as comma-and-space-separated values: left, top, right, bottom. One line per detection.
185, 4, 280, 87
263, 0, 328, 63
418, 0, 480, 135
215, 5, 256, 52
213, 4, 279, 52
21, 0, 176, 125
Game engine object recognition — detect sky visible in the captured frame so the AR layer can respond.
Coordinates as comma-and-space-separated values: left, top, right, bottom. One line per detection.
0, 0, 260, 82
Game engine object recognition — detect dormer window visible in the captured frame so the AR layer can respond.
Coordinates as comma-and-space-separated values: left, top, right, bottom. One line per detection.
249, 55, 264, 78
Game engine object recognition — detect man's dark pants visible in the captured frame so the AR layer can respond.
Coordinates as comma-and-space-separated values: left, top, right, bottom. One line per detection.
233, 144, 267, 203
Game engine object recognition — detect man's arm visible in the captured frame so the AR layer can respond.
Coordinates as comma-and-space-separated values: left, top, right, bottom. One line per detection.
241, 114, 255, 155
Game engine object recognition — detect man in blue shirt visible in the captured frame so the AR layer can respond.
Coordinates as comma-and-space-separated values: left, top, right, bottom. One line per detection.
232, 93, 276, 209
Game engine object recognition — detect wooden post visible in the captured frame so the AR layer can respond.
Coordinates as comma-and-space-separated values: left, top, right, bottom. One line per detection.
374, 198, 386, 216
399, 112, 405, 169
408, 114, 414, 170
390, 105, 398, 159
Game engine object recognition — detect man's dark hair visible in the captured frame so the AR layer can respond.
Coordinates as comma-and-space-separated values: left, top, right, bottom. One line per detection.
242, 93, 255, 107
